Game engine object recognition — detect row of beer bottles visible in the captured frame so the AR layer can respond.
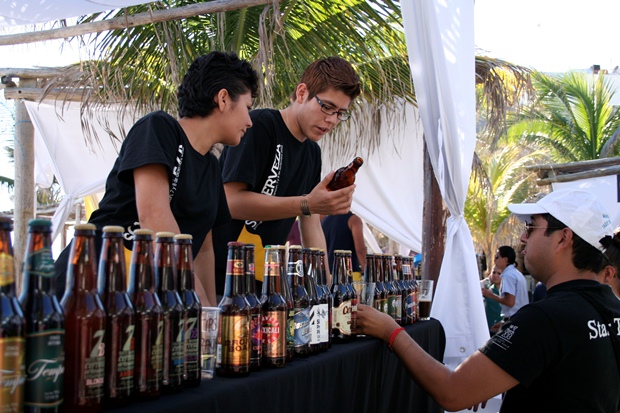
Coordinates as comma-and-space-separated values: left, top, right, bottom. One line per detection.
217, 243, 333, 377
365, 253, 420, 325
0, 218, 202, 413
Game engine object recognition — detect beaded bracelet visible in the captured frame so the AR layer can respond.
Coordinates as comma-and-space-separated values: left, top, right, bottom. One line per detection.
388, 327, 405, 351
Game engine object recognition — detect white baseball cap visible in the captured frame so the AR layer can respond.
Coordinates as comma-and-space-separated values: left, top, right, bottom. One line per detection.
508, 189, 613, 251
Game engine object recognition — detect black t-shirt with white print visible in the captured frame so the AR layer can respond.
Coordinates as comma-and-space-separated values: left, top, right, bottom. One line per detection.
480, 279, 620, 413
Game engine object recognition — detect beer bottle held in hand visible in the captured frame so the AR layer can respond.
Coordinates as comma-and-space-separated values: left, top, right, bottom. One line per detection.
61, 224, 106, 413
260, 246, 287, 368
155, 232, 185, 393
330, 250, 352, 343
217, 242, 250, 377
97, 226, 134, 407
174, 234, 201, 387
128, 229, 163, 400
20, 219, 64, 413
326, 157, 363, 191
287, 246, 310, 357
242, 244, 262, 371
0, 217, 26, 413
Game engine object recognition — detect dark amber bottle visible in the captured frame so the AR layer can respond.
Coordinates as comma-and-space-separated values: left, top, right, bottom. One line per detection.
155, 232, 185, 393
243, 244, 262, 371
330, 250, 352, 343
174, 234, 201, 387
61, 223, 106, 413
97, 225, 135, 407
217, 242, 251, 377
288, 245, 310, 357
326, 157, 363, 191
128, 229, 163, 400
260, 246, 287, 368
0, 216, 26, 413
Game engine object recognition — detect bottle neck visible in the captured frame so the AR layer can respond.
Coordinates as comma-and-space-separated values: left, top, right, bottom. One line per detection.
223, 246, 245, 297
332, 254, 347, 285
175, 242, 195, 291
69, 232, 98, 293
23, 228, 55, 295
0, 228, 16, 296
100, 235, 127, 293
156, 239, 177, 292
244, 248, 256, 295
130, 237, 156, 292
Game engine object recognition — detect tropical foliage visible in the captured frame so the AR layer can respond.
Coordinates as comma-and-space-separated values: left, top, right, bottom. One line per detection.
510, 71, 620, 162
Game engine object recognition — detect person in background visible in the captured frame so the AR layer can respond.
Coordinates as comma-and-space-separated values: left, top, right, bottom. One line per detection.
321, 212, 366, 277
357, 189, 619, 412
54, 51, 259, 306
213, 57, 361, 293
531, 281, 547, 302
598, 227, 620, 298
482, 245, 529, 327
481, 265, 502, 334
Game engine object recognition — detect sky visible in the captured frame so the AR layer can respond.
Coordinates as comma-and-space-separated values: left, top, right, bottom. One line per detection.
1, 0, 620, 212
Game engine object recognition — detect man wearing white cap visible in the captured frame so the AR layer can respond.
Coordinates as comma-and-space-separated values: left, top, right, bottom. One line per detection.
356, 189, 619, 412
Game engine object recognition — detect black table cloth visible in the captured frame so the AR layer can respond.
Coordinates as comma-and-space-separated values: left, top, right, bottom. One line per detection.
113, 318, 445, 413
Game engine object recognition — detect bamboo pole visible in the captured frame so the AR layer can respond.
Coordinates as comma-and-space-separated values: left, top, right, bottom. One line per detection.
13, 78, 36, 293
0, 0, 273, 46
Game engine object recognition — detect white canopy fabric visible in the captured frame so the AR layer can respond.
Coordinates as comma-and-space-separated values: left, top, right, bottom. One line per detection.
402, 0, 489, 365
25, 100, 134, 240
0, 0, 152, 27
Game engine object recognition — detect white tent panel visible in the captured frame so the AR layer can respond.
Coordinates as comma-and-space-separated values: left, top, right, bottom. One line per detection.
25, 100, 135, 240
0, 0, 152, 26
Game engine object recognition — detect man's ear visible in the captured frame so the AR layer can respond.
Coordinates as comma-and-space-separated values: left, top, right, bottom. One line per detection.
215, 89, 230, 111
295, 83, 308, 103
602, 265, 617, 284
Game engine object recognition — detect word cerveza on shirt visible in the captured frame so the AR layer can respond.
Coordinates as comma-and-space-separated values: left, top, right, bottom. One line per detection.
588, 318, 620, 340
246, 144, 283, 231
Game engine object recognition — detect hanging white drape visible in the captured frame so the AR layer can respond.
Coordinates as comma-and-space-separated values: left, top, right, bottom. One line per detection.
401, 0, 489, 364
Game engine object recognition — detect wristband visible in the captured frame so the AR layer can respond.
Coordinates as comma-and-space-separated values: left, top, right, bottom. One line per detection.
388, 327, 405, 351
300, 195, 311, 217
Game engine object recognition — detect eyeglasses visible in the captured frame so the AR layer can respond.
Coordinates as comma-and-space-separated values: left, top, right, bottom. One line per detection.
314, 96, 351, 121
524, 222, 562, 239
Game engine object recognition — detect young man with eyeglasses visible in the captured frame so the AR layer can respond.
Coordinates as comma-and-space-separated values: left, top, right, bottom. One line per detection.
213, 57, 361, 292
357, 189, 620, 412
482, 245, 529, 328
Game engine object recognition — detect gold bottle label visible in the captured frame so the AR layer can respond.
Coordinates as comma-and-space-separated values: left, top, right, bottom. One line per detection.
219, 315, 250, 366
0, 253, 15, 287
0, 337, 26, 413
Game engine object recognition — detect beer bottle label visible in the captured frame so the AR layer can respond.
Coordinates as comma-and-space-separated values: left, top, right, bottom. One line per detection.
185, 316, 200, 376
286, 308, 295, 350
151, 320, 164, 383
0, 337, 26, 413
24, 329, 64, 408
317, 303, 329, 344
250, 313, 262, 361
117, 325, 135, 393
387, 295, 396, 318
405, 293, 415, 323
308, 305, 320, 345
393, 295, 402, 322
350, 299, 358, 334
28, 247, 55, 278
333, 300, 352, 335
293, 307, 310, 348
0, 252, 15, 286
84, 329, 105, 400
220, 315, 250, 366
262, 311, 286, 358
171, 319, 185, 380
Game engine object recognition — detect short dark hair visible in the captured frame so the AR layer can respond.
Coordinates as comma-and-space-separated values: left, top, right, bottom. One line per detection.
291, 57, 361, 102
497, 246, 517, 265
603, 229, 620, 277
542, 214, 608, 273
177, 51, 258, 118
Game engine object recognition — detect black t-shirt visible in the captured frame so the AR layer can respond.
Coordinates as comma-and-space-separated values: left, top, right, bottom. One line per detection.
321, 212, 361, 272
480, 279, 620, 412
89, 110, 230, 257
213, 109, 321, 290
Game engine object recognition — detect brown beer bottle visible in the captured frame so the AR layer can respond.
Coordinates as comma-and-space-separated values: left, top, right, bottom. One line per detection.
97, 226, 135, 407
260, 246, 287, 368
243, 244, 262, 371
317, 250, 332, 350
155, 232, 185, 393
61, 223, 106, 413
128, 229, 163, 400
288, 245, 310, 357
303, 248, 321, 354
174, 234, 201, 387
326, 157, 363, 191
0, 216, 26, 413
374, 254, 388, 314
20, 218, 64, 413
343, 250, 358, 338
279, 245, 295, 362
330, 250, 352, 343
217, 242, 250, 377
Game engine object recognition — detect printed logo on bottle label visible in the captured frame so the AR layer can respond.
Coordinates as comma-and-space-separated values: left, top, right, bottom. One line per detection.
24, 330, 64, 407
262, 312, 286, 358
0, 337, 26, 411
28, 248, 55, 278
333, 300, 352, 335
220, 315, 250, 366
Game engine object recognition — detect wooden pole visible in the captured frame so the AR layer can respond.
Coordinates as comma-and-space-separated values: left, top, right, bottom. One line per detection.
421, 138, 446, 295
13, 78, 36, 292
0, 0, 273, 46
